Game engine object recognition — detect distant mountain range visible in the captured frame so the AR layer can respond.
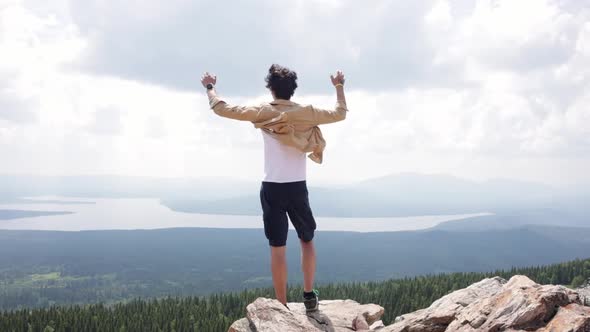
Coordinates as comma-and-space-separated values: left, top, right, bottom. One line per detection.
1, 173, 588, 228
162, 173, 589, 226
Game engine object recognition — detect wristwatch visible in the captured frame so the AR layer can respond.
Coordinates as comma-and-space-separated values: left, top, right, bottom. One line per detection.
206, 83, 214, 90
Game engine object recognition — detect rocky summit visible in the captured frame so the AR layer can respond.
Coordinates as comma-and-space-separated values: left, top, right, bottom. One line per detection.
229, 275, 590, 332
228, 298, 385, 332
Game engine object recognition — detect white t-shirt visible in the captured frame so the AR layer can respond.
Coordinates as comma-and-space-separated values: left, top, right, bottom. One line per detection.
262, 130, 306, 183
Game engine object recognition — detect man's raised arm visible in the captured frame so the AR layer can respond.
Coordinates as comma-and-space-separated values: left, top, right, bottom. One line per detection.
307, 70, 348, 125
201, 72, 260, 122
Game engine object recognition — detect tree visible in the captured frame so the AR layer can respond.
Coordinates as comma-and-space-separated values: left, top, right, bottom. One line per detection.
571, 275, 586, 288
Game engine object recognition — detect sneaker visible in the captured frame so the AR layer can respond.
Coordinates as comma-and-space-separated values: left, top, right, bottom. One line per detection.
303, 289, 319, 313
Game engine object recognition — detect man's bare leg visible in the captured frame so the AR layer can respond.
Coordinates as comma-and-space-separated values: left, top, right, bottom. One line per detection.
300, 239, 316, 292
270, 245, 288, 305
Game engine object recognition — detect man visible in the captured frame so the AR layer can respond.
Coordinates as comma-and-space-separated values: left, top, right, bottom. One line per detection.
200, 64, 347, 312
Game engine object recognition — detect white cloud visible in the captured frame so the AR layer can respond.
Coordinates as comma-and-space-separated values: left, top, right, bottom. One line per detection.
439, 0, 577, 71
0, 89, 38, 123
85, 107, 123, 136
0, 0, 589, 186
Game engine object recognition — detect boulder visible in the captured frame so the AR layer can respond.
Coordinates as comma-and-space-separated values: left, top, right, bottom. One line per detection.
383, 275, 589, 332
384, 276, 506, 332
229, 298, 384, 332
578, 286, 590, 306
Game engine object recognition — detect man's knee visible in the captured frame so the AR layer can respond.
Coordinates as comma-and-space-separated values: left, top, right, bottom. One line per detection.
299, 232, 314, 244
300, 239, 315, 253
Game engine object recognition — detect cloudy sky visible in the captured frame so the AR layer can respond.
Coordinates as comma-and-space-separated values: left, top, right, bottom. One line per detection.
1, 0, 589, 186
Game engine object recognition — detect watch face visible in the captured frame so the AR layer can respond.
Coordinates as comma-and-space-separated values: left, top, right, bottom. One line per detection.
206, 83, 214, 90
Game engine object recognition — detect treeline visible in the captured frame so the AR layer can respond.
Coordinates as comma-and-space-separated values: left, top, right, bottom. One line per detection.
1, 258, 588, 332
0, 273, 208, 311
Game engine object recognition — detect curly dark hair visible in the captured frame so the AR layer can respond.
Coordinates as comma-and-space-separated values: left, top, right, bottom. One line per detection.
265, 64, 298, 100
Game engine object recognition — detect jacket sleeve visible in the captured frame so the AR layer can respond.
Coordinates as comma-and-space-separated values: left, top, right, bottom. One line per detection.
209, 96, 260, 122
309, 100, 348, 125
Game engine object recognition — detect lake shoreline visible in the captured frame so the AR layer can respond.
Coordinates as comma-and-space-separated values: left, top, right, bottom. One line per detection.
0, 196, 492, 232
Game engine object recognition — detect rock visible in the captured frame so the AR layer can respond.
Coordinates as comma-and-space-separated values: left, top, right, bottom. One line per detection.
230, 276, 589, 332
370, 320, 385, 330
383, 276, 506, 332
228, 318, 253, 332
229, 297, 384, 332
539, 304, 590, 332
448, 277, 576, 331
577, 286, 590, 306
353, 314, 370, 331
383, 275, 589, 332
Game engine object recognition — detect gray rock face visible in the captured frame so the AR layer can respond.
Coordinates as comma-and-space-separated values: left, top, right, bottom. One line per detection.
383, 275, 590, 332
228, 298, 384, 332
383, 277, 506, 332
578, 286, 590, 307
229, 276, 590, 332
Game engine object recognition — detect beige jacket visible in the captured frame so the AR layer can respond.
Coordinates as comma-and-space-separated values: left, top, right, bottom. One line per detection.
209, 97, 348, 164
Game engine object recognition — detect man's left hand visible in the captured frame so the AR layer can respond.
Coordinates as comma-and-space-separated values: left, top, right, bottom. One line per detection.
201, 72, 217, 88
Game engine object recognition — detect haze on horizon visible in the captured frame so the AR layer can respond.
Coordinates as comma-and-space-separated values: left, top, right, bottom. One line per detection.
1, 0, 589, 187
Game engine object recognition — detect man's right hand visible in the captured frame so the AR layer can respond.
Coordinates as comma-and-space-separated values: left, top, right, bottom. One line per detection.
330, 70, 345, 87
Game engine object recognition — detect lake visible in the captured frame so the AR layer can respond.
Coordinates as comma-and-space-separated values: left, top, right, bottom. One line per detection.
0, 196, 491, 232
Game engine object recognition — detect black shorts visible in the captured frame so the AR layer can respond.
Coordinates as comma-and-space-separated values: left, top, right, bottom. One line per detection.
259, 180, 317, 247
